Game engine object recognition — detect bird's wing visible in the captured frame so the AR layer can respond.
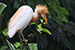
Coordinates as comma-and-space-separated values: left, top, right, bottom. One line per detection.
8, 6, 33, 30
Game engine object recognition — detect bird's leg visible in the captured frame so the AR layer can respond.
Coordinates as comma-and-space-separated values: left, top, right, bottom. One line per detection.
18, 33, 24, 45
20, 31, 28, 46
20, 31, 30, 50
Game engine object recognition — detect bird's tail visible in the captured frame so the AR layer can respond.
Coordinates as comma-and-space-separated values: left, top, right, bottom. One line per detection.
7, 29, 16, 38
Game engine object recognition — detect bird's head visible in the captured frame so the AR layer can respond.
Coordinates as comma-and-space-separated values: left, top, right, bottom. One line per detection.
35, 5, 48, 24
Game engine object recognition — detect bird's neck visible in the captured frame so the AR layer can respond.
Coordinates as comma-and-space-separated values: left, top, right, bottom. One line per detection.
33, 8, 39, 18
31, 8, 39, 22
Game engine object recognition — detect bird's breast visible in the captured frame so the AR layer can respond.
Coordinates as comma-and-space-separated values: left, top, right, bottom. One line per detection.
31, 16, 39, 22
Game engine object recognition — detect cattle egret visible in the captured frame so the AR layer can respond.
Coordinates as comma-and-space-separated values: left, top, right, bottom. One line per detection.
7, 5, 48, 42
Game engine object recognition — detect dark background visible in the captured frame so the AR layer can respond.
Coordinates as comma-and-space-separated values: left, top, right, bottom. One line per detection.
0, 0, 75, 50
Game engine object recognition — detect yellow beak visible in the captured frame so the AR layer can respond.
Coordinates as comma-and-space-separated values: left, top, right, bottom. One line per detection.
42, 14, 48, 24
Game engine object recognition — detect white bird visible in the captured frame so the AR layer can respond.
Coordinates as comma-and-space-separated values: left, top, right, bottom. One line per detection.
7, 5, 48, 38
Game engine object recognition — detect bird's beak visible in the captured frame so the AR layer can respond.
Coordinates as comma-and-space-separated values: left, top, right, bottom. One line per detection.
42, 14, 48, 24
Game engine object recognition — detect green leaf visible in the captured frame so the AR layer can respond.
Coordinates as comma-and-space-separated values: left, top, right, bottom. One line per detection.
6, 39, 16, 50
14, 42, 22, 48
60, 7, 70, 15
29, 22, 36, 25
28, 43, 38, 50
0, 45, 8, 50
37, 24, 51, 35
2, 29, 8, 36
37, 24, 42, 34
0, 3, 7, 15
37, 24, 42, 31
40, 19, 46, 24
36, 28, 42, 34
40, 19, 44, 23
42, 28, 51, 35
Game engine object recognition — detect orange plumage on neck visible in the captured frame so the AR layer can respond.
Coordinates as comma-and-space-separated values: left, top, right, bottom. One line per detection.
31, 16, 39, 22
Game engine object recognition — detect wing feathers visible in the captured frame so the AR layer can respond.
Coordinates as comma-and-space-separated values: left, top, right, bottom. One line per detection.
8, 5, 33, 38
8, 6, 28, 29
10, 7, 24, 23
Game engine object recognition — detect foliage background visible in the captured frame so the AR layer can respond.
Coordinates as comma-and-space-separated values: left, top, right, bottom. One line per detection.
0, 0, 75, 50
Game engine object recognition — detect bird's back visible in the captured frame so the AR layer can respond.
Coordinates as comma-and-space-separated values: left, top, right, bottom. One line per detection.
8, 5, 33, 29
8, 5, 33, 38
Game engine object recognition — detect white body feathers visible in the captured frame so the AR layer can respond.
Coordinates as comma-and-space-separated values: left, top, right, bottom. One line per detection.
8, 5, 33, 38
